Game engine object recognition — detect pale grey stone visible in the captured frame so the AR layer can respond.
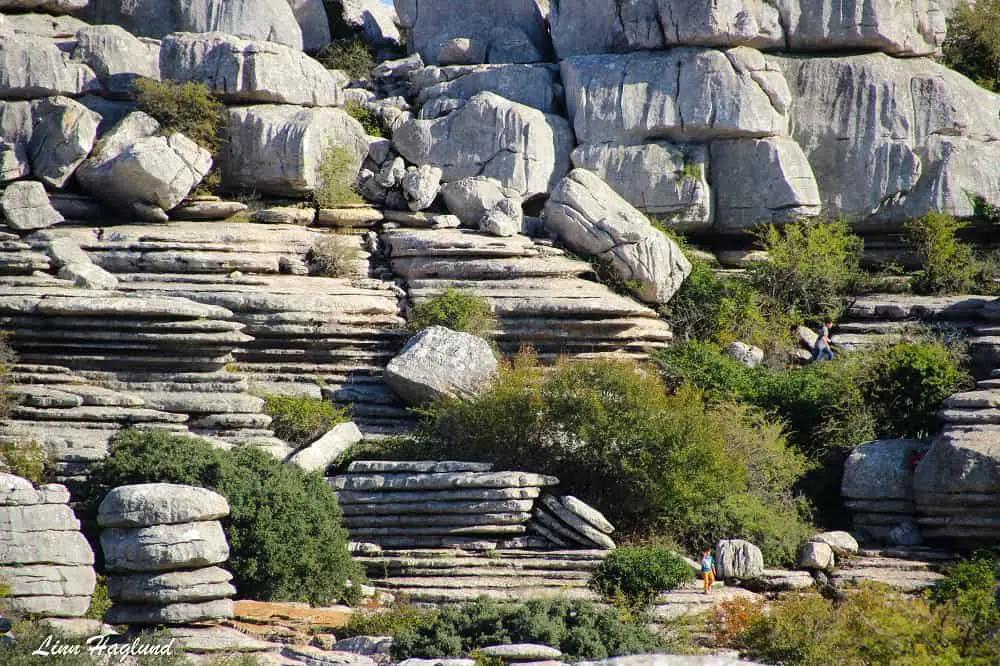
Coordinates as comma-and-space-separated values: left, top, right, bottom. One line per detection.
544, 169, 691, 305
160, 32, 342, 107
223, 105, 369, 197
715, 539, 764, 580
725, 341, 764, 368
401, 164, 442, 211
710, 137, 821, 232
170, 199, 248, 221
2, 181, 64, 231
0, 100, 34, 182
561, 48, 790, 145
480, 644, 562, 659
98, 483, 230, 528
0, 504, 80, 532
375, 157, 406, 188
539, 495, 615, 549
288, 422, 364, 472
58, 262, 119, 290
339, 499, 534, 515
46, 237, 90, 268
440, 176, 521, 227
281, 645, 377, 666
414, 64, 560, 114
336, 0, 402, 47
0, 0, 87, 12
810, 531, 859, 557
799, 541, 835, 571
79, 0, 303, 49
3, 595, 92, 618
570, 142, 711, 232
105, 598, 234, 625
251, 206, 316, 225
577, 655, 768, 666
480, 197, 521, 237
101, 521, 229, 572
0, 529, 95, 566
386, 326, 498, 405
28, 97, 101, 189
332, 635, 392, 656
166, 625, 273, 654
560, 495, 614, 534
346, 460, 494, 474
393, 91, 573, 198
108, 566, 235, 603
288, 0, 332, 52
332, 470, 558, 491
0, 33, 97, 99
71, 25, 161, 81
842, 439, 925, 502
1, 564, 96, 597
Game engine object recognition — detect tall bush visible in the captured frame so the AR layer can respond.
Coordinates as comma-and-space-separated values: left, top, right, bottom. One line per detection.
0, 334, 15, 420
905, 212, 979, 294
82, 429, 363, 605
314, 37, 375, 80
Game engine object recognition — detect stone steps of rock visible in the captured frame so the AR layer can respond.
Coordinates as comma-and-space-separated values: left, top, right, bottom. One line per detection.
832, 567, 945, 592
355, 556, 602, 574
651, 585, 761, 622
375, 574, 592, 590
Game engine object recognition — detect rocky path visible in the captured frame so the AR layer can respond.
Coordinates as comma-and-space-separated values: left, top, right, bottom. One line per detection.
831, 547, 952, 592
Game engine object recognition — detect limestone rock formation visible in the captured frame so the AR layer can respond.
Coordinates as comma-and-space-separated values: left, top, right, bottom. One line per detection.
71, 24, 161, 84
223, 105, 369, 197
160, 32, 344, 107
715, 539, 764, 580
396, 0, 549, 65
725, 341, 764, 368
287, 0, 332, 52
1, 181, 64, 231
79, 0, 304, 50
329, 0, 402, 49
811, 531, 859, 556
843, 439, 926, 543
798, 541, 834, 571
544, 169, 691, 305
440, 176, 524, 236
28, 97, 101, 189
0, 32, 97, 99
288, 421, 364, 472
385, 326, 498, 405
75, 111, 213, 221
411, 64, 562, 114
0, 0, 87, 12
393, 91, 573, 198
98, 483, 230, 528
401, 164, 442, 211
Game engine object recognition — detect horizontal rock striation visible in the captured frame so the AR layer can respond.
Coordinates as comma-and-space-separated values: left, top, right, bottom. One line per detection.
843, 439, 927, 544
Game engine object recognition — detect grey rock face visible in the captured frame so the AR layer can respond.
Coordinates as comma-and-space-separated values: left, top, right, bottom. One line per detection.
843, 438, 925, 542
0, 33, 97, 99
160, 32, 343, 107
773, 53, 1000, 225
71, 25, 161, 82
58, 262, 119, 290
288, 421, 364, 472
544, 169, 691, 305
562, 48, 790, 145
715, 539, 764, 580
412, 64, 561, 114
334, 0, 402, 48
3, 564, 96, 598
571, 142, 711, 232
331, 470, 556, 492
386, 326, 498, 405
27, 97, 101, 189
402, 164, 442, 211
1, 181, 64, 231
98, 483, 230, 528
725, 341, 764, 368
440, 177, 520, 227
561, 496, 614, 534
287, 0, 332, 52
0, 0, 87, 12
393, 91, 573, 198
105, 598, 234, 625
76, 111, 212, 221
0, 504, 80, 532
223, 105, 369, 197
396, 0, 549, 65
810, 531, 859, 556
480, 197, 521, 237
709, 137, 821, 232
79, 0, 303, 49
538, 495, 616, 548
101, 521, 230, 572
108, 566, 235, 604
798, 541, 834, 571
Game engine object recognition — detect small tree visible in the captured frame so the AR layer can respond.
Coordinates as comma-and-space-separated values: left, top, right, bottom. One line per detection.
943, 0, 1000, 92
263, 394, 349, 446
905, 212, 978, 294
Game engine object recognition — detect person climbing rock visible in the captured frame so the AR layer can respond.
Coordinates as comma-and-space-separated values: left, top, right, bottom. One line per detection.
812, 319, 835, 361
701, 547, 716, 595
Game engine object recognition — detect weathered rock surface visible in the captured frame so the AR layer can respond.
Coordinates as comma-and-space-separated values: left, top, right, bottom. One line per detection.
716, 539, 764, 580
725, 341, 763, 368
799, 541, 835, 571
393, 91, 573, 198
843, 439, 926, 542
440, 177, 522, 229
27, 96, 101, 189
71, 24, 161, 84
0, 0, 87, 12
412, 64, 561, 114
401, 164, 442, 211
79, 0, 304, 49
105, 598, 234, 625
160, 32, 343, 107
2, 181, 64, 231
108, 567, 235, 604
288, 421, 364, 472
101, 521, 230, 572
385, 326, 498, 405
0, 32, 97, 99
811, 531, 859, 557
75, 112, 212, 221
331, 0, 402, 48
544, 169, 691, 305
224, 105, 368, 197
98, 483, 230, 528
288, 0, 332, 52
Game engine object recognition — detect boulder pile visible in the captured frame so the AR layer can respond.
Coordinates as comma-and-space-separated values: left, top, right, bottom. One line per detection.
0, 473, 96, 619
98, 483, 235, 625
331, 460, 616, 550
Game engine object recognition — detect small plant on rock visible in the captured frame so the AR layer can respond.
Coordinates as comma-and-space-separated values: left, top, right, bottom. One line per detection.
314, 37, 376, 80
263, 394, 349, 447
315, 145, 364, 208
590, 547, 695, 607
311, 233, 360, 278
0, 440, 50, 484
905, 212, 979, 294
345, 101, 384, 138
407, 289, 497, 339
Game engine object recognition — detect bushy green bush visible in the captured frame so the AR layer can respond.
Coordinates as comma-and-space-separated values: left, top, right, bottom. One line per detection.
929, 552, 1000, 655
407, 288, 497, 339
590, 547, 695, 606
82, 430, 363, 606
906, 212, 980, 294
85, 575, 112, 620
0, 440, 50, 484
340, 604, 437, 640
315, 145, 363, 208
420, 354, 811, 564
314, 37, 375, 80
0, 334, 15, 420
263, 394, 349, 447
310, 234, 360, 278
943, 0, 1000, 92
391, 598, 669, 660
345, 101, 384, 138
746, 220, 864, 322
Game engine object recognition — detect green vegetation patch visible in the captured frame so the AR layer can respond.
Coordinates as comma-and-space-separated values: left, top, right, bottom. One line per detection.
314, 37, 376, 80
407, 288, 497, 339
345, 101, 384, 138
590, 547, 695, 607
263, 394, 349, 447
310, 234, 359, 278
943, 0, 1000, 92
315, 145, 364, 208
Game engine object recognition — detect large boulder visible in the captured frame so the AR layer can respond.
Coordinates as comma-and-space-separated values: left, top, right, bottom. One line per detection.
1, 180, 64, 231
798, 541, 835, 571
561, 47, 790, 145
98, 484, 230, 528
570, 141, 711, 232
772, 52, 1000, 226
842, 438, 926, 542
328, 0, 402, 49
28, 96, 102, 188
544, 169, 691, 304
76, 111, 212, 221
71, 24, 161, 84
159, 32, 343, 107
223, 105, 369, 197
0, 100, 33, 182
101, 521, 230, 572
385, 326, 498, 405
287, 0, 332, 52
393, 91, 573, 198
396, 0, 549, 65
440, 176, 521, 228
78, 0, 304, 49
287, 421, 364, 472
412, 64, 561, 114
715, 539, 765, 580
0, 32, 97, 99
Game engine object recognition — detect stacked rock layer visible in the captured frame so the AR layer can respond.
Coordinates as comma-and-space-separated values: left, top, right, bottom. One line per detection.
98, 483, 235, 625
0, 473, 96, 618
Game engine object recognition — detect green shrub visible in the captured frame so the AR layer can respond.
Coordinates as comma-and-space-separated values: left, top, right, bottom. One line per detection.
928, 552, 1000, 656
0, 440, 50, 484
746, 220, 864, 322
310, 234, 360, 278
0, 334, 15, 420
943, 0, 1000, 92
314, 37, 375, 80
390, 598, 669, 660
905, 212, 979, 294
315, 145, 364, 208
85, 575, 112, 620
590, 547, 695, 606
407, 288, 497, 339
82, 429, 363, 606
340, 604, 437, 639
420, 354, 811, 564
263, 394, 349, 447
345, 101, 384, 138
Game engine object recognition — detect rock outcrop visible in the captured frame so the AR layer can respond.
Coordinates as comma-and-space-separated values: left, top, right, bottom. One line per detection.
0, 474, 97, 618
843, 439, 927, 543
385, 326, 498, 405
715, 539, 764, 580
99, 483, 235, 625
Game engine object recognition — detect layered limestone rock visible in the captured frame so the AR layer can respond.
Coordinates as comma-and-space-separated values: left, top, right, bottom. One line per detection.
0, 0, 87, 12
0, 31, 97, 99
0, 474, 97, 618
530, 494, 616, 549
395, 0, 550, 65
99, 483, 235, 625
544, 169, 691, 305
1, 181, 64, 231
843, 439, 927, 543
78, 0, 304, 50
411, 64, 562, 114
385, 326, 498, 405
160, 33, 344, 107
223, 105, 369, 197
71, 25, 161, 83
715, 539, 764, 580
287, 0, 332, 52
328, 0, 401, 50
393, 91, 573, 198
